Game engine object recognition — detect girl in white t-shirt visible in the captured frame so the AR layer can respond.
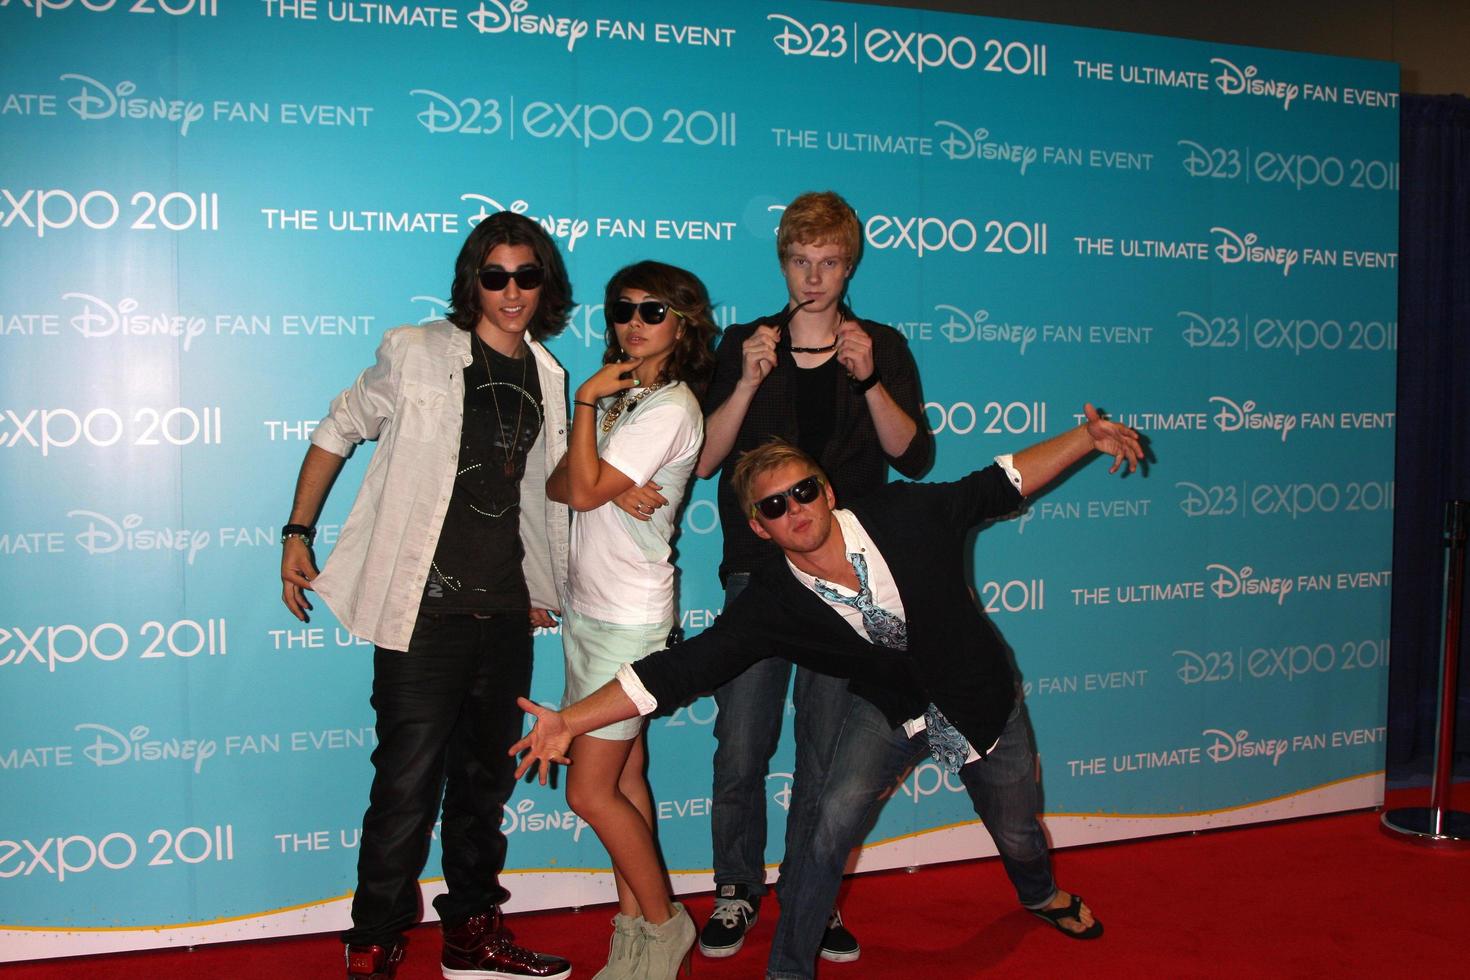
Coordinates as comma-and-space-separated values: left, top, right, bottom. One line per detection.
546, 260, 716, 979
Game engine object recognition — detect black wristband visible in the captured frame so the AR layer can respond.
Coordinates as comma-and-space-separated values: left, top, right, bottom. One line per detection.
573, 399, 598, 410
849, 367, 882, 394
281, 523, 316, 545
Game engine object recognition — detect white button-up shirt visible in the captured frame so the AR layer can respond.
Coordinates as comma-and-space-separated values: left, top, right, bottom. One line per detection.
310, 319, 569, 651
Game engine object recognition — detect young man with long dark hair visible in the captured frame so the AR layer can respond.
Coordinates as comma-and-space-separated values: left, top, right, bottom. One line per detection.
280, 212, 574, 980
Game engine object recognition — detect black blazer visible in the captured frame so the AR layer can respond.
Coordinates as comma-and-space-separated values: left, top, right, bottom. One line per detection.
632, 465, 1024, 755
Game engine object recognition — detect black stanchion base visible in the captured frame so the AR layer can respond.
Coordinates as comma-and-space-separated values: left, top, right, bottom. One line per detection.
1381, 807, 1470, 847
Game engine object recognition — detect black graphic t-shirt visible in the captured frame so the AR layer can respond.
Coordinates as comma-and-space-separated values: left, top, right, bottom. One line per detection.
421, 341, 543, 614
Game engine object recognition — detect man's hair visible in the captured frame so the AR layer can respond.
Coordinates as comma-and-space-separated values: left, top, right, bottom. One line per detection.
732, 438, 829, 513
446, 211, 572, 340
776, 190, 863, 268
602, 260, 719, 395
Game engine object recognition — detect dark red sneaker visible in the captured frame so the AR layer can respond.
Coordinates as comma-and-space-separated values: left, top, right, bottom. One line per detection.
345, 942, 405, 980
441, 909, 572, 980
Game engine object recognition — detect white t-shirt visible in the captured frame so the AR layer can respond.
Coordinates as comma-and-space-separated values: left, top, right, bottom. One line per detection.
567, 382, 704, 625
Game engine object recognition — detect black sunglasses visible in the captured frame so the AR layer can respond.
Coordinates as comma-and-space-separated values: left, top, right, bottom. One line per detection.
750, 475, 825, 520
478, 265, 545, 291
609, 299, 684, 325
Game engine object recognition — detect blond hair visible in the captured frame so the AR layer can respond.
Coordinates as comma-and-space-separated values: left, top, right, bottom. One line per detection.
732, 438, 829, 513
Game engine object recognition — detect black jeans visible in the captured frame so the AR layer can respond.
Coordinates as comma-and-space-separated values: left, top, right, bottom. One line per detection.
342, 611, 533, 947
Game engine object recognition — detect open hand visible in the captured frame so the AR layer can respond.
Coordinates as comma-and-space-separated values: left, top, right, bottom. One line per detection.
1083, 403, 1144, 474
510, 697, 573, 784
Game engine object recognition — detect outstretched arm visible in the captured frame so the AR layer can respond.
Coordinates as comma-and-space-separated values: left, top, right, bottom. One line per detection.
1012, 403, 1142, 495
510, 602, 771, 783
510, 681, 641, 783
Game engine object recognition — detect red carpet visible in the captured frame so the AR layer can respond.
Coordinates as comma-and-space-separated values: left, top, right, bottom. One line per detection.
7, 801, 1466, 979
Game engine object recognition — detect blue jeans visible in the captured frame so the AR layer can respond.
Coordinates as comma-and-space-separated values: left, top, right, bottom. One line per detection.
710, 573, 854, 898
766, 696, 1056, 980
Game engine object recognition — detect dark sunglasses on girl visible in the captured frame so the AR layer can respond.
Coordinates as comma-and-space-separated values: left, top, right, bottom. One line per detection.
750, 475, 825, 520
478, 265, 545, 291
609, 299, 684, 325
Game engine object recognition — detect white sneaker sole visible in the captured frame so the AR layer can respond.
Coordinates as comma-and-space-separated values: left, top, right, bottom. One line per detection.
442, 967, 572, 980
820, 947, 862, 963
698, 937, 745, 958
697, 912, 758, 958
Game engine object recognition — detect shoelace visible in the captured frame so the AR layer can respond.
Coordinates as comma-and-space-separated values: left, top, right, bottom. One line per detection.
710, 898, 755, 927
826, 909, 844, 930
485, 933, 541, 966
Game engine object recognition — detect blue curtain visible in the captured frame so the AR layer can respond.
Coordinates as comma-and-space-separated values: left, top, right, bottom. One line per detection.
1387, 94, 1470, 782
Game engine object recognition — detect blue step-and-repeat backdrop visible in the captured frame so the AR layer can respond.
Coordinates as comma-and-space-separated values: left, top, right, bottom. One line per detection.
1, 0, 1397, 959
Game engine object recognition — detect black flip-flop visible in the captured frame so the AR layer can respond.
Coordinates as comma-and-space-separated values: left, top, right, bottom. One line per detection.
1029, 893, 1103, 940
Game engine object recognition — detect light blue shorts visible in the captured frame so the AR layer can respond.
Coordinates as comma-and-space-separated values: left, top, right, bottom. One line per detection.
561, 608, 671, 741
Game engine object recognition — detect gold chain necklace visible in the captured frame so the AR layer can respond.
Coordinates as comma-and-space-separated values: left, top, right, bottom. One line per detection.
476, 333, 530, 477
600, 381, 667, 433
